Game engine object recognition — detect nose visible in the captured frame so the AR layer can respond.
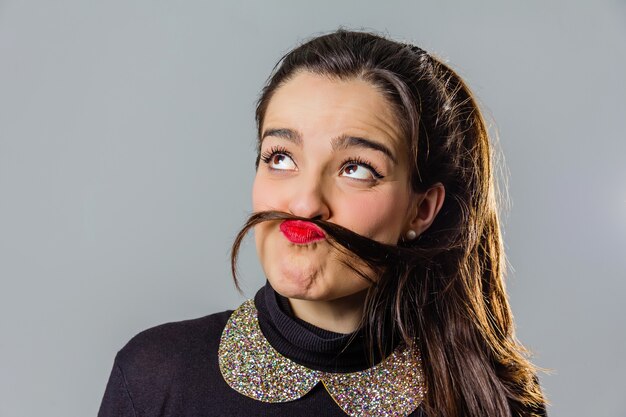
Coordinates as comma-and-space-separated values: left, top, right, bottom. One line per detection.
287, 174, 331, 221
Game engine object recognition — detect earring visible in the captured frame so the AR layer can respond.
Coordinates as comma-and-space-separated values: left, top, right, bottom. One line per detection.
405, 230, 417, 240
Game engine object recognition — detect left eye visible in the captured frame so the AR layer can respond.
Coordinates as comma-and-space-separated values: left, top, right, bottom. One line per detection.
268, 153, 296, 171
340, 163, 378, 180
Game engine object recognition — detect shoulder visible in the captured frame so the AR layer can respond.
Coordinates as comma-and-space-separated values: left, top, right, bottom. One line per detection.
114, 309, 234, 381
100, 309, 237, 415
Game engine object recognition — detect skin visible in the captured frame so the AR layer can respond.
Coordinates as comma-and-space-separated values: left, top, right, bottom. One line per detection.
252, 71, 445, 333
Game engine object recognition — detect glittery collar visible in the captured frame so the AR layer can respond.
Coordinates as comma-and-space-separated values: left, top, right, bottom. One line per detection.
218, 299, 427, 417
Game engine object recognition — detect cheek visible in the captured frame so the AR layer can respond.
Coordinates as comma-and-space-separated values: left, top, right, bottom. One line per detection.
252, 175, 287, 260
252, 175, 280, 212
339, 189, 410, 244
253, 221, 272, 261
251, 175, 264, 212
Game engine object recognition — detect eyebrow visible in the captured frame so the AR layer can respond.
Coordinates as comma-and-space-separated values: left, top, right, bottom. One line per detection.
331, 134, 397, 164
261, 128, 302, 145
261, 128, 397, 164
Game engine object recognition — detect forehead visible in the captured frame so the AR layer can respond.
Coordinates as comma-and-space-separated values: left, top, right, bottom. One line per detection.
262, 71, 404, 152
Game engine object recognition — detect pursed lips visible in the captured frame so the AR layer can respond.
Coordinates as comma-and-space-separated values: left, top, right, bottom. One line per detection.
279, 220, 326, 244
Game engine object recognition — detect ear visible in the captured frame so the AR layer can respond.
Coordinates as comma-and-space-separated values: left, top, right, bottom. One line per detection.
407, 183, 445, 237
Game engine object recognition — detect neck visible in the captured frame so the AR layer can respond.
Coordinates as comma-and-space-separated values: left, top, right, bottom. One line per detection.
287, 290, 368, 334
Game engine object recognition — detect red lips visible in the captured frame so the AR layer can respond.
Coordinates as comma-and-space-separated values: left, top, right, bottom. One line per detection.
279, 220, 326, 244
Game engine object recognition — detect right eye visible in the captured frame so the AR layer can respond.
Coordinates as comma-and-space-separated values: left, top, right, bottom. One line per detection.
260, 147, 297, 171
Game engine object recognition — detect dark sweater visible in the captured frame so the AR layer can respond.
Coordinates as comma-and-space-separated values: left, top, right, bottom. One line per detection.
97, 283, 544, 416
98, 283, 425, 417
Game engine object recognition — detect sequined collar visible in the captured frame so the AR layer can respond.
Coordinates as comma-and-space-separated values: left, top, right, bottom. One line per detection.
218, 299, 427, 417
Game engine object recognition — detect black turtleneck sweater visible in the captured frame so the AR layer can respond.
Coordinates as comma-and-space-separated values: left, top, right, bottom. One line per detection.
97, 283, 426, 417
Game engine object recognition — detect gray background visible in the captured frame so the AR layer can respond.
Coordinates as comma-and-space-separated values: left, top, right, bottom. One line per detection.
1, 1, 625, 416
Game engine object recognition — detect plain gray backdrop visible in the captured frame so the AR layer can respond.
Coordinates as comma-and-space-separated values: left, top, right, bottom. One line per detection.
1, 1, 625, 416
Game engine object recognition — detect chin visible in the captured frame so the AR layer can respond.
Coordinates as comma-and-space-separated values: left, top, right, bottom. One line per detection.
260, 243, 324, 296
267, 266, 320, 301
260, 236, 370, 302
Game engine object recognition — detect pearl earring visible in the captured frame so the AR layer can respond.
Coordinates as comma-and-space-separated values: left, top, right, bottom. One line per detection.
405, 230, 417, 240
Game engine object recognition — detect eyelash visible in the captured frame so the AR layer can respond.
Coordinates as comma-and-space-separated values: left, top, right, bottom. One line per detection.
340, 156, 384, 179
260, 146, 384, 179
260, 146, 294, 166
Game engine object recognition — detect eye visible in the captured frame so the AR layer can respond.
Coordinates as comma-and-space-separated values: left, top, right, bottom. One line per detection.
340, 158, 384, 181
269, 153, 296, 170
260, 146, 297, 171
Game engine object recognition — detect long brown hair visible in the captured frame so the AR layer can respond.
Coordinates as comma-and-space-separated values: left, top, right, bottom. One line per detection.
231, 30, 546, 417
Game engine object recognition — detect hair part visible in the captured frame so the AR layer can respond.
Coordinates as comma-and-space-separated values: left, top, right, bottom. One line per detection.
234, 29, 546, 417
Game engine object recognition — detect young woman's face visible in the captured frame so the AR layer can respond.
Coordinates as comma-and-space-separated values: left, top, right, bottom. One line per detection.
252, 71, 418, 303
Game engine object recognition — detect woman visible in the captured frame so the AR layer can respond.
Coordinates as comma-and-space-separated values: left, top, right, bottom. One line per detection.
98, 30, 547, 417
